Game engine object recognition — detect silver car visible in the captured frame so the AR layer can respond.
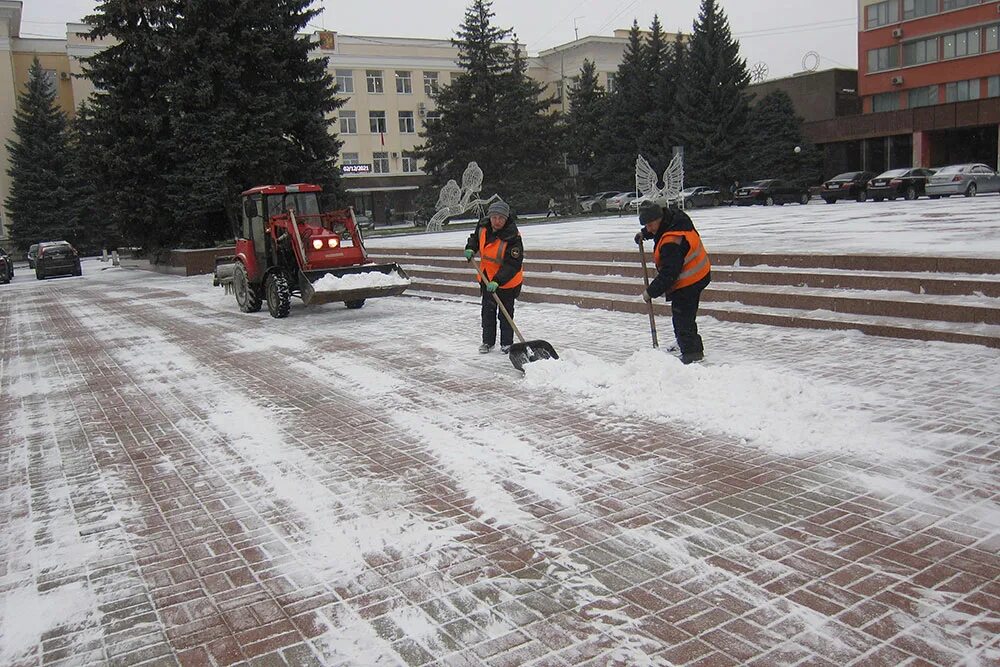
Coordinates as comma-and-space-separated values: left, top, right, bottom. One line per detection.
926, 163, 1000, 198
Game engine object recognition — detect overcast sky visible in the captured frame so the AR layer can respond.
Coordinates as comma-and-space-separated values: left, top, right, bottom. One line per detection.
25, 0, 858, 79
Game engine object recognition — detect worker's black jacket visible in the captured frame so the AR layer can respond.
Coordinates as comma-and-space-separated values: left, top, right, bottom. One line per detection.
640, 208, 711, 299
465, 216, 524, 286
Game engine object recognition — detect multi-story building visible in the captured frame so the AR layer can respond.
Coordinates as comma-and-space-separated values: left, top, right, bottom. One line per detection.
0, 2, 635, 241
803, 0, 999, 175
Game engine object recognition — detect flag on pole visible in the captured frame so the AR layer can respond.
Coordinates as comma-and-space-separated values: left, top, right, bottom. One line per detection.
380, 131, 385, 146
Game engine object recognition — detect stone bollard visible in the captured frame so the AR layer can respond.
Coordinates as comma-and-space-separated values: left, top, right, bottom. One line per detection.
112, 250, 120, 267
101, 248, 108, 262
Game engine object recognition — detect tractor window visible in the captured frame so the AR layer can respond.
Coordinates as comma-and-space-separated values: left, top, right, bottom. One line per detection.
266, 193, 321, 219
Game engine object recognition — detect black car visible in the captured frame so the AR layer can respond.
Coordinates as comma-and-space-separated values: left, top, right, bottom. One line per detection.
681, 186, 723, 208
0, 246, 12, 284
734, 179, 810, 206
867, 168, 936, 201
821, 171, 875, 203
27, 243, 38, 269
35, 241, 82, 279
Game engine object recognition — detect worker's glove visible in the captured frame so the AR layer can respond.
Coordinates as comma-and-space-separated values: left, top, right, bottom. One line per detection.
641, 289, 652, 303
634, 232, 644, 245
486, 281, 499, 293
464, 249, 474, 261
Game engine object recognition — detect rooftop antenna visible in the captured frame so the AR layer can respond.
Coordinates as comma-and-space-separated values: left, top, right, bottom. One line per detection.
574, 16, 585, 41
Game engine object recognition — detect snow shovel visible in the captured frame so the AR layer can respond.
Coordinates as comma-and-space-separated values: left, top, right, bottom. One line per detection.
638, 239, 660, 349
472, 261, 558, 372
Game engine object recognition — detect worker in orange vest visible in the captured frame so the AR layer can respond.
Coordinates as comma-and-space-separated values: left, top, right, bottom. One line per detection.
634, 200, 712, 364
464, 200, 524, 354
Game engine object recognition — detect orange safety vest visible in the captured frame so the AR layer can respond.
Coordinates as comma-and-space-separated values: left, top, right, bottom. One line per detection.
654, 229, 711, 291
478, 227, 524, 289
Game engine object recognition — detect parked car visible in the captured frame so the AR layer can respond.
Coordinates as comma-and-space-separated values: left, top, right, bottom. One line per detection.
27, 243, 38, 269
926, 163, 1000, 198
354, 212, 375, 230
734, 179, 810, 206
867, 168, 936, 201
821, 171, 875, 203
681, 186, 723, 208
34, 241, 82, 279
581, 191, 621, 213
607, 191, 640, 211
0, 246, 12, 284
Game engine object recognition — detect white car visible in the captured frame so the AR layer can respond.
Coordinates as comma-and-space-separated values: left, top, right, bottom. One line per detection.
607, 191, 640, 211
925, 163, 1000, 198
580, 191, 621, 213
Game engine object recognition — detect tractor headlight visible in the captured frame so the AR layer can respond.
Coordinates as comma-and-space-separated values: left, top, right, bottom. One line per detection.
312, 239, 324, 250
327, 238, 339, 249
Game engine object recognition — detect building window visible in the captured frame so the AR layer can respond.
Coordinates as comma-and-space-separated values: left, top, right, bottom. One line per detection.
903, 0, 937, 20
369, 111, 387, 134
606, 73, 616, 94
942, 0, 978, 9
988, 76, 999, 97
872, 92, 900, 112
908, 85, 938, 108
366, 70, 384, 93
867, 46, 900, 73
866, 0, 900, 29
395, 71, 412, 94
946, 79, 980, 102
423, 71, 439, 96
985, 25, 998, 52
943, 28, 980, 59
342, 152, 359, 165
401, 156, 418, 173
335, 69, 354, 94
339, 110, 356, 134
903, 37, 938, 66
425, 110, 441, 125
398, 111, 415, 133
373, 152, 389, 174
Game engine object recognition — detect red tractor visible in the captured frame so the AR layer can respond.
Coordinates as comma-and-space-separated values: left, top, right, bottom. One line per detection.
213, 184, 409, 318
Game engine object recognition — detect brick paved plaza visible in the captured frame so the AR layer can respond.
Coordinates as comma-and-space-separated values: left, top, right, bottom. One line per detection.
1, 262, 998, 666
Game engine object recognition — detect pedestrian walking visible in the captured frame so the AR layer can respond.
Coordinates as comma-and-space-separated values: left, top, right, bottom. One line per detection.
546, 197, 558, 218
634, 200, 711, 364
464, 200, 524, 354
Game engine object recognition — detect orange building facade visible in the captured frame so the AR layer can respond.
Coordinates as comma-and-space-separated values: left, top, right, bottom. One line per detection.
848, 0, 1000, 169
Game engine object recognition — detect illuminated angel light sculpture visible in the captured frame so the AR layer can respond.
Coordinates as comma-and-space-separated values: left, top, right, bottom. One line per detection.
635, 153, 684, 207
425, 161, 501, 232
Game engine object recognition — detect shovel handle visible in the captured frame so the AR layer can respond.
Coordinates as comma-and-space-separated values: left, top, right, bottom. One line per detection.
472, 261, 527, 344
638, 240, 659, 349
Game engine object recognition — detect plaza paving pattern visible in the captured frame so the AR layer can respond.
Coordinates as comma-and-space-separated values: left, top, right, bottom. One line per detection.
1, 265, 998, 666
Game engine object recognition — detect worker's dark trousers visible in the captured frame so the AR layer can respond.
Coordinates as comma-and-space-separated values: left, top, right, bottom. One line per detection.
481, 284, 521, 347
666, 273, 711, 355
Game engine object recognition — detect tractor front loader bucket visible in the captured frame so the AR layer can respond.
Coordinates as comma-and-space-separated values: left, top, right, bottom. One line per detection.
299, 263, 410, 306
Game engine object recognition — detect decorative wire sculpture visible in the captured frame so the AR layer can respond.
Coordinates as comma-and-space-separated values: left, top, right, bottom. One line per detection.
635, 153, 684, 208
425, 161, 501, 232
750, 62, 769, 83
801, 51, 820, 72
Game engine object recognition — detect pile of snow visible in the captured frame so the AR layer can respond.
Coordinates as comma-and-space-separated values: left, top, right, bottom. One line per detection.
312, 270, 410, 291
523, 348, 905, 457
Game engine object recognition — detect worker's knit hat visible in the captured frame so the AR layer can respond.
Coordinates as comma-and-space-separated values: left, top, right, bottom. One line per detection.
638, 200, 663, 225
487, 200, 510, 219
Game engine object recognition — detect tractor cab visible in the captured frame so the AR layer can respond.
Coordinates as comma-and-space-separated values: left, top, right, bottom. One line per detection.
214, 183, 409, 318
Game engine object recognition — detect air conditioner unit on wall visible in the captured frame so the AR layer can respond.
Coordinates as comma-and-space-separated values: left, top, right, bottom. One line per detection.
390, 151, 400, 159
891, 75, 904, 85
60, 71, 70, 80
891, 27, 903, 38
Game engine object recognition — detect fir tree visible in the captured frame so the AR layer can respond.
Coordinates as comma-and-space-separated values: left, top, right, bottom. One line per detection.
594, 21, 648, 190
67, 101, 121, 253
674, 0, 751, 188
563, 59, 606, 196
639, 16, 673, 171
4, 58, 73, 250
415, 1, 561, 213
745, 90, 822, 186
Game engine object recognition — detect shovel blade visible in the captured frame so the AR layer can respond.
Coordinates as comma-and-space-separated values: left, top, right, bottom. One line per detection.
507, 340, 559, 372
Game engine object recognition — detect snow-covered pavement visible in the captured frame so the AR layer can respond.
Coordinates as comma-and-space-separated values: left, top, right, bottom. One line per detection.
1, 216, 998, 665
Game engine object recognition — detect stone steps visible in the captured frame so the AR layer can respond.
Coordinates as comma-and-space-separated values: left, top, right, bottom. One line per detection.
374, 249, 1000, 348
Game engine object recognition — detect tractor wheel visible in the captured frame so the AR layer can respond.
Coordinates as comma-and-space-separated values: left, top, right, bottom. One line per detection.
345, 299, 366, 310
233, 262, 262, 313
266, 272, 291, 319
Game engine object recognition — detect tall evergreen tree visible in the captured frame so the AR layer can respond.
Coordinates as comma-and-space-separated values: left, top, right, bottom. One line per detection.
745, 90, 822, 186
639, 16, 673, 171
415, 0, 561, 213
563, 59, 606, 196
4, 58, 74, 250
594, 21, 648, 189
68, 101, 121, 252
674, 0, 751, 188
